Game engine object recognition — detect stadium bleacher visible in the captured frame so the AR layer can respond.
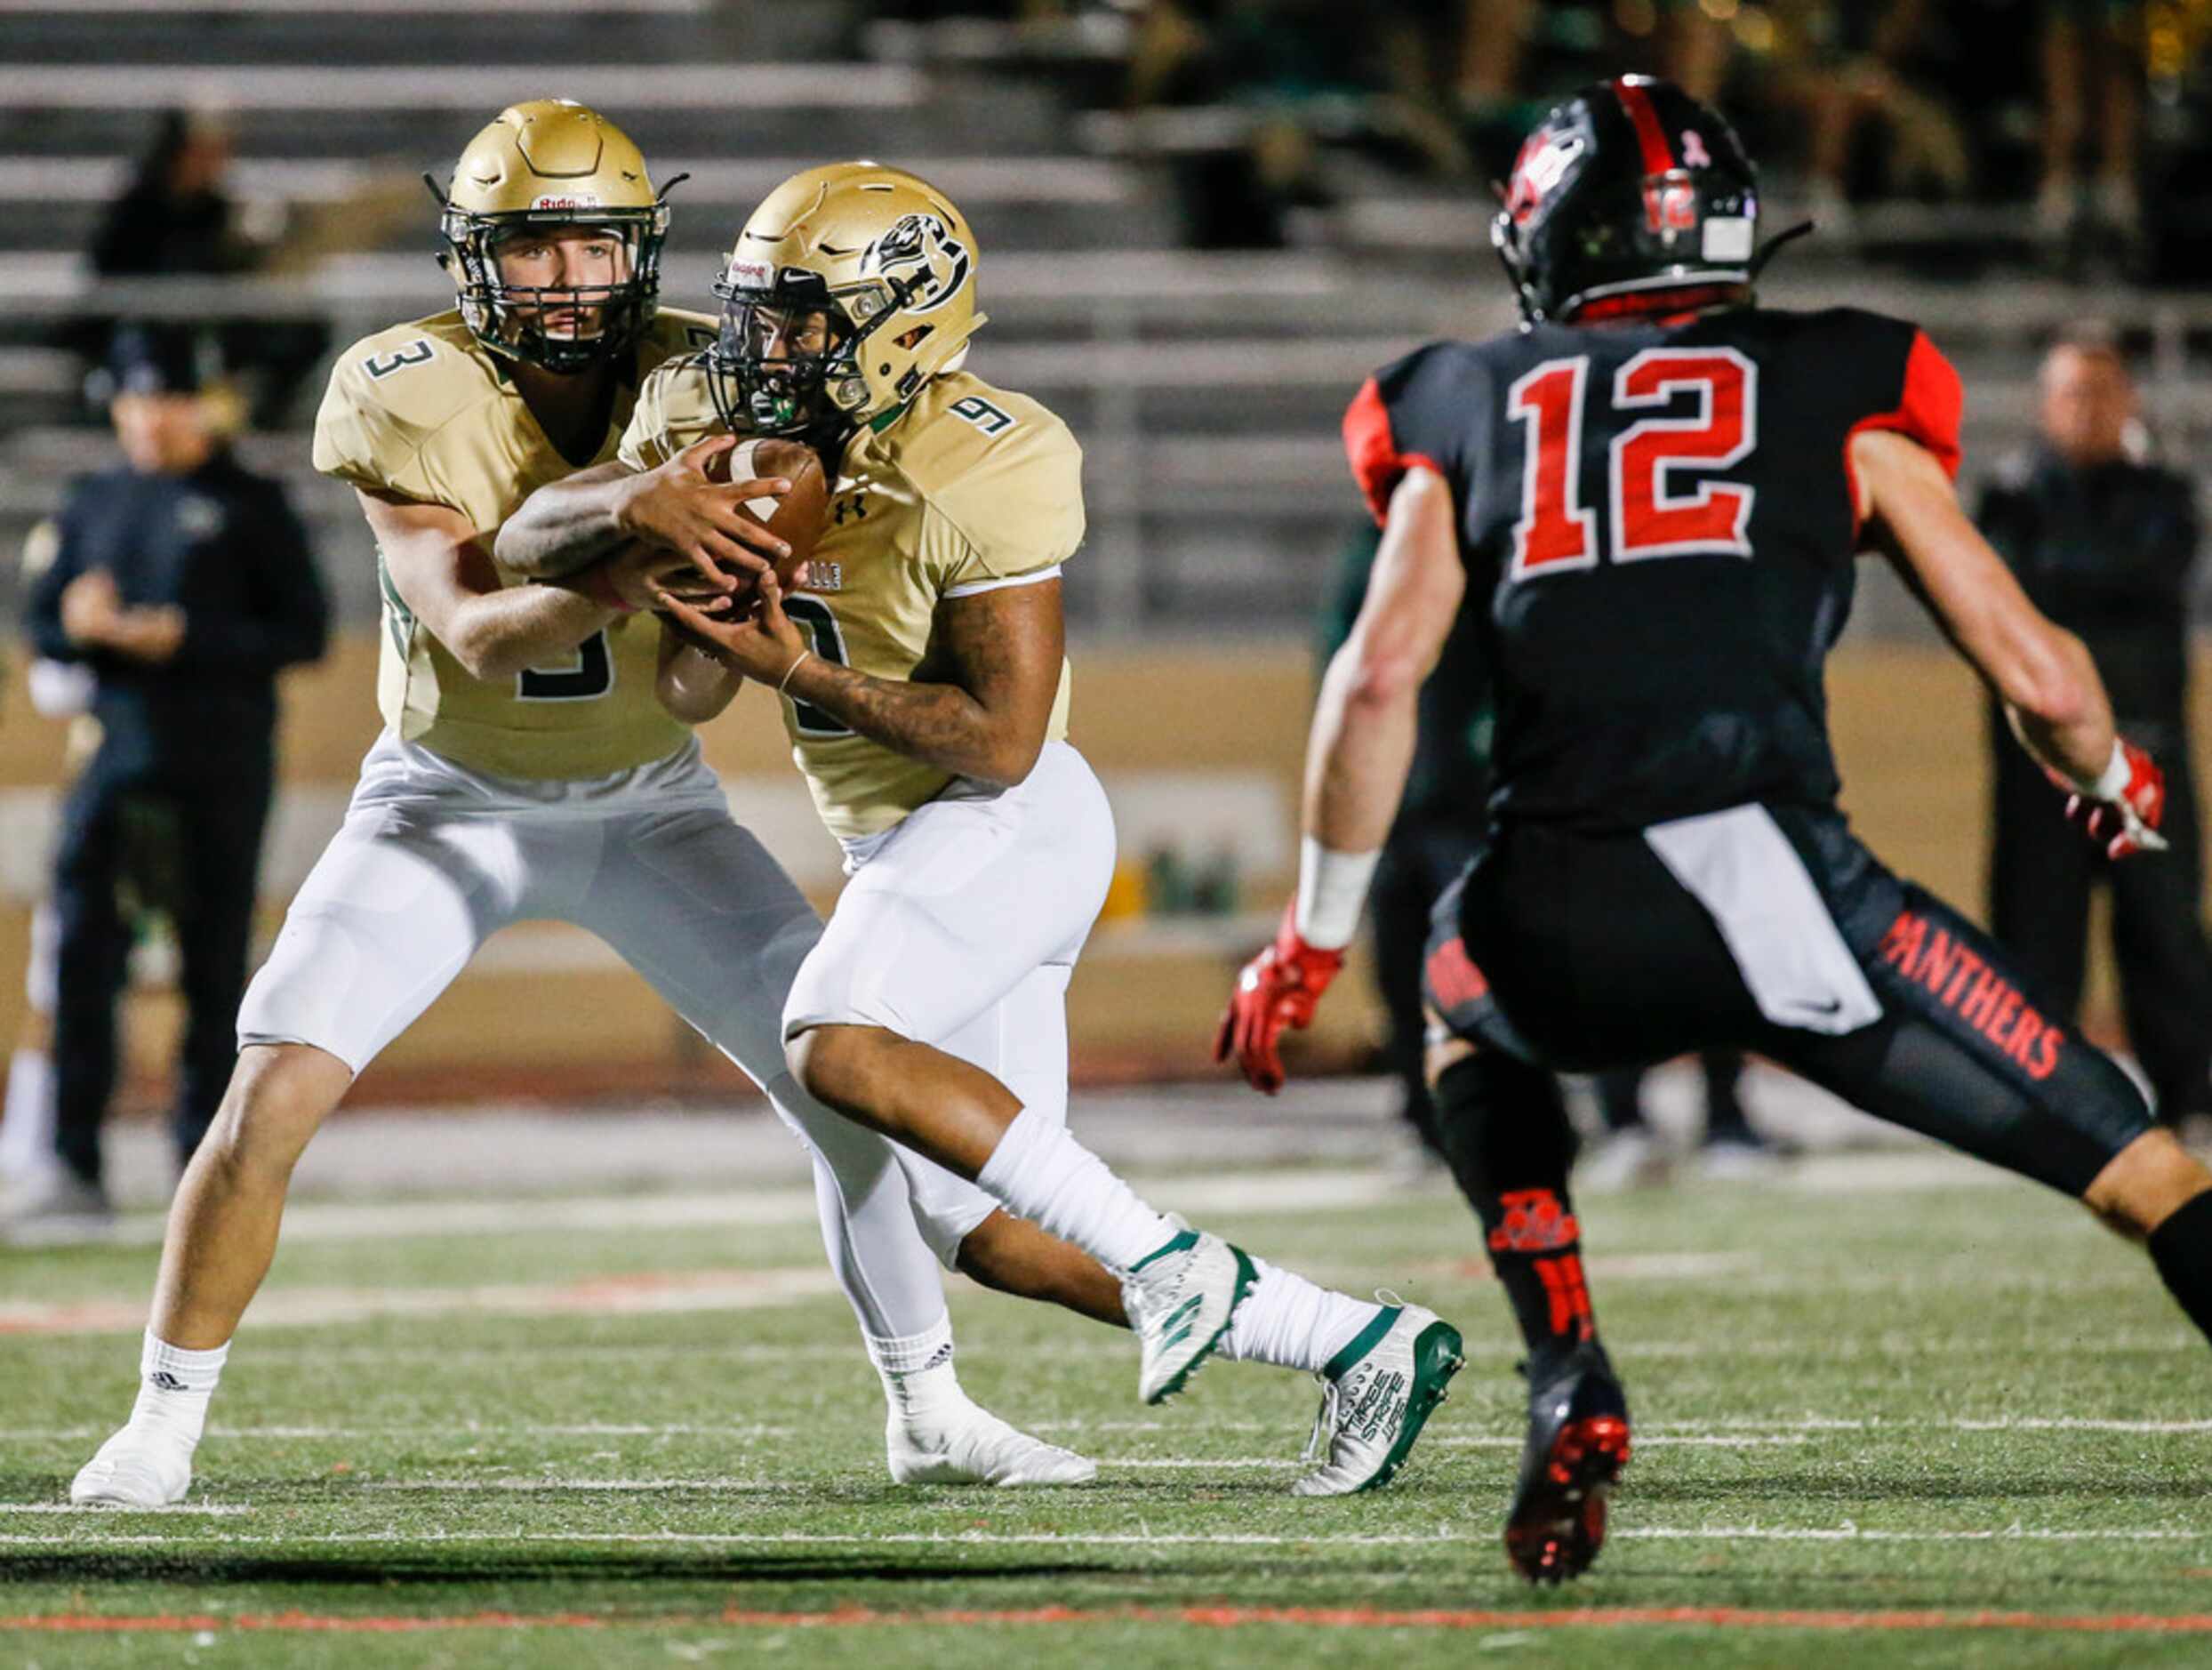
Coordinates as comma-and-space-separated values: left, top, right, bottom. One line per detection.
11, 1, 2212, 646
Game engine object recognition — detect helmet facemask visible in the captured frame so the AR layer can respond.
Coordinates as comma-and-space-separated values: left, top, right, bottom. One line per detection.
706, 268, 898, 440
439, 200, 668, 376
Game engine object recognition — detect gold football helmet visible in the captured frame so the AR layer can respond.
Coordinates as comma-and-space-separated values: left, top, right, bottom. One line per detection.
429, 100, 672, 374
707, 161, 985, 438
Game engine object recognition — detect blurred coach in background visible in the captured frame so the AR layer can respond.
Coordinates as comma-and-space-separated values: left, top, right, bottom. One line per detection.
1979, 325, 2212, 1128
15, 325, 326, 1226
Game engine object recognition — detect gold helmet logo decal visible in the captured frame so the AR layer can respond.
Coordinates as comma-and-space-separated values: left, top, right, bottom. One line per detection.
860, 213, 970, 315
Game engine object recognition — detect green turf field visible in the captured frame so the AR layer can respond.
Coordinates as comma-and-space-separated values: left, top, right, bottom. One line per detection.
5, 1149, 2212, 1666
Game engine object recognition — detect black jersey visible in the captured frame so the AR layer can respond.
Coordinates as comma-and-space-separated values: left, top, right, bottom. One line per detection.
1344, 306, 1962, 831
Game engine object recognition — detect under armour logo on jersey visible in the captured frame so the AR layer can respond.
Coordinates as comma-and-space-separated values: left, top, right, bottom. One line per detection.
1681, 129, 1712, 168
147, 1371, 187, 1393
832, 494, 869, 526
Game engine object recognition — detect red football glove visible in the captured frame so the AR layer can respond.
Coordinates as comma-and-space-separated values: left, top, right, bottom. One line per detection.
1215, 903, 1344, 1096
2049, 738, 2168, 861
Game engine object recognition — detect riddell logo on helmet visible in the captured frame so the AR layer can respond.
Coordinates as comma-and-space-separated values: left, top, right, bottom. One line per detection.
531, 193, 603, 211
728, 259, 772, 288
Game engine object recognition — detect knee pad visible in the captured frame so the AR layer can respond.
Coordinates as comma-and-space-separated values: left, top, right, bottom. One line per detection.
1431, 1049, 1577, 1207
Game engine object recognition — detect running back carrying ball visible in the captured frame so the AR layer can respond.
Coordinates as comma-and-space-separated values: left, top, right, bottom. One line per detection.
703, 435, 828, 597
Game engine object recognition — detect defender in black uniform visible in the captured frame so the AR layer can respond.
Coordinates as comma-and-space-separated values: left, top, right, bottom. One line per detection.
1219, 77, 2212, 1584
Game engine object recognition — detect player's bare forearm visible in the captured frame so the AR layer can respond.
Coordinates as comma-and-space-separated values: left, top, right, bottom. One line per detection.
787, 659, 1029, 785
494, 462, 638, 577
788, 581, 1063, 786
447, 582, 617, 683
365, 486, 618, 682
2003, 626, 2115, 784
1854, 430, 2117, 786
1303, 467, 1466, 852
1304, 645, 1423, 853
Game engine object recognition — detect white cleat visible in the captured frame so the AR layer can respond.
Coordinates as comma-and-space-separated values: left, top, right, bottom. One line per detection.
70, 1425, 192, 1508
1122, 1222, 1256, 1406
1576, 1128, 1671, 1193
1293, 1302, 1465, 1497
887, 1404, 1097, 1487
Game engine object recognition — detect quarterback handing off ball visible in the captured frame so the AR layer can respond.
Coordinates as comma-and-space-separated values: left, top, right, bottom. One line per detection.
704, 435, 829, 599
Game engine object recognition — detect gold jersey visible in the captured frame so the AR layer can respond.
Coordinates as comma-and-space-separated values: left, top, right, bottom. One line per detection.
620, 363, 1084, 839
313, 306, 717, 780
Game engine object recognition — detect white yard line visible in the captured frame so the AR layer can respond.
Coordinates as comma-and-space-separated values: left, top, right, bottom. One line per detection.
0, 1419, 2196, 1448
0, 1268, 841, 1336
0, 1503, 250, 1515
2, 1526, 2208, 1548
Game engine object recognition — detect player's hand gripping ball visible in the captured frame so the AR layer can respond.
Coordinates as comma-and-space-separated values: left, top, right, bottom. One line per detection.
697, 434, 830, 603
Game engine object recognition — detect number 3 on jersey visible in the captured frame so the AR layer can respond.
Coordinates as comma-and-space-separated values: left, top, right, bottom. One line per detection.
1508, 349, 1757, 581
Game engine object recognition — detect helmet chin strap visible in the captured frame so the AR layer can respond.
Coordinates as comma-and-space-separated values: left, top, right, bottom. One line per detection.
1749, 218, 1815, 280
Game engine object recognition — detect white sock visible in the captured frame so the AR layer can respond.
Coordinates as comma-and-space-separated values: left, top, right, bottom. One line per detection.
867, 1313, 965, 1421
127, 1331, 228, 1451
975, 1107, 1176, 1275
0, 1048, 58, 1185
1215, 1260, 1379, 1375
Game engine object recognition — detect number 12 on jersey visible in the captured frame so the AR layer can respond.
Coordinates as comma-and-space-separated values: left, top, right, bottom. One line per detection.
1508, 348, 1757, 581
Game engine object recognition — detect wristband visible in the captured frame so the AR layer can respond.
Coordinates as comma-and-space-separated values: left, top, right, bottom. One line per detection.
1294, 834, 1382, 951
2088, 739, 2133, 802
776, 649, 814, 695
582, 564, 637, 614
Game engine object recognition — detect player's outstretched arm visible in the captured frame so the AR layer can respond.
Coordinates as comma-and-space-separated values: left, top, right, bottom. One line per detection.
494, 435, 786, 590
367, 489, 709, 684
1218, 464, 1464, 1094
1304, 465, 1466, 861
1855, 432, 2111, 778
1855, 429, 2163, 855
656, 572, 1062, 787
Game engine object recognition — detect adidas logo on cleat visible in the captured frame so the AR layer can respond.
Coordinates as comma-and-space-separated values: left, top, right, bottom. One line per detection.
147, 1372, 187, 1393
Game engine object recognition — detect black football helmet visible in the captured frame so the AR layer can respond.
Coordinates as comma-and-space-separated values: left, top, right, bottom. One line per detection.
1492, 76, 1764, 325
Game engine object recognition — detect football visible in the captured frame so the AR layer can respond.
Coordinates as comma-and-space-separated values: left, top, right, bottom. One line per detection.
702, 435, 830, 595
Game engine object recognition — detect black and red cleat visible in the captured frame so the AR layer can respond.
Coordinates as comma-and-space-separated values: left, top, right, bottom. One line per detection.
1503, 1345, 1631, 1584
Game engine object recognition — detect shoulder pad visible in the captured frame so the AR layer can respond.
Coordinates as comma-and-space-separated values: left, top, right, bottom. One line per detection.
886, 373, 1083, 567
312, 312, 493, 487
619, 353, 722, 472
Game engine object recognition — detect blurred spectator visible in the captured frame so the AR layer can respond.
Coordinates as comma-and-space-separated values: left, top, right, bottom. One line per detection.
90, 108, 263, 280
79, 108, 328, 428
1126, 0, 1471, 245
0, 526, 102, 1219
1582, 1053, 1781, 1190
2037, 0, 2145, 251
1777, 1, 1972, 234
1979, 327, 2212, 1128
11, 325, 326, 1227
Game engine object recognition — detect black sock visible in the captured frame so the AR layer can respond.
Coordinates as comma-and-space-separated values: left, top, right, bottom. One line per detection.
1432, 1052, 1601, 1374
2148, 1192, 2212, 1344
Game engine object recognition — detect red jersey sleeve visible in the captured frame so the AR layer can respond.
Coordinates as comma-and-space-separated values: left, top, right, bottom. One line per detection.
1343, 373, 1448, 528
1851, 329, 1964, 481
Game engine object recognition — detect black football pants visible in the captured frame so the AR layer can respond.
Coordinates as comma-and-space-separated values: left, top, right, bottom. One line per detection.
49, 756, 273, 1186
1989, 717, 2212, 1124
1424, 805, 2153, 1201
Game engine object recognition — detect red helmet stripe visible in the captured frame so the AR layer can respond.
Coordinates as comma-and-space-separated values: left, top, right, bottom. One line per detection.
1610, 79, 1676, 176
